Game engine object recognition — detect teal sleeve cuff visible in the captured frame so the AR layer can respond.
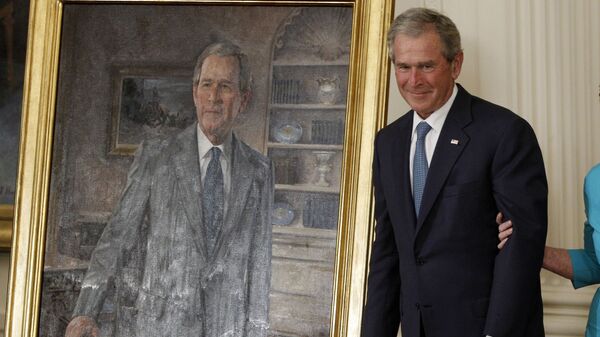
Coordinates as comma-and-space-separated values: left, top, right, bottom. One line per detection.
568, 248, 600, 289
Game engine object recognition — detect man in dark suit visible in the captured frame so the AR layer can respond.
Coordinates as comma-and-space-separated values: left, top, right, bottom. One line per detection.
64, 41, 273, 337
362, 8, 547, 337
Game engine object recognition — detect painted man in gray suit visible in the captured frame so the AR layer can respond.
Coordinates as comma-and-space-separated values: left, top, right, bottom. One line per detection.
65, 41, 274, 337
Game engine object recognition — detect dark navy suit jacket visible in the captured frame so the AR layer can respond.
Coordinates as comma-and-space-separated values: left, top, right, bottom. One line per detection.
362, 84, 547, 337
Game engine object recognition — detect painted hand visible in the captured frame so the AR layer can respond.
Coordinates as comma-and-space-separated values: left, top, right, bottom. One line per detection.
64, 316, 99, 337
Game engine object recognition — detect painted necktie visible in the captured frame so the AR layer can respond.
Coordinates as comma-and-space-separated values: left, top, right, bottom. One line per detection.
202, 147, 224, 253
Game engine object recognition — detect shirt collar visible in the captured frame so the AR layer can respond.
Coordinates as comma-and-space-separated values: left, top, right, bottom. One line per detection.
411, 84, 458, 135
197, 123, 232, 162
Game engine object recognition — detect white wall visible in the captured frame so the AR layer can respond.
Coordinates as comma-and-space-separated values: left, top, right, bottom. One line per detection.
388, 1, 600, 336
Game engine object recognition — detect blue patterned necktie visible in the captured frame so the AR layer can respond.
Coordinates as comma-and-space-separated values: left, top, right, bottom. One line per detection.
202, 147, 224, 253
413, 121, 432, 216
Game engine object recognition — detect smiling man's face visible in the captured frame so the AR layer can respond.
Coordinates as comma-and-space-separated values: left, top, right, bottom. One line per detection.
392, 28, 463, 119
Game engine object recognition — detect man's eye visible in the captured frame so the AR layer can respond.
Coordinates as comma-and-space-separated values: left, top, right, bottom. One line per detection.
220, 84, 233, 92
422, 65, 434, 72
396, 65, 409, 72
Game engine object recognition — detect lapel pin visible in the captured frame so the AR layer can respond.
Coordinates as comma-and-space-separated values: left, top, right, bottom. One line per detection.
450, 139, 459, 145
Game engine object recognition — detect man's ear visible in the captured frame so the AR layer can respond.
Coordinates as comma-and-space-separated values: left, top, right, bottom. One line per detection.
239, 90, 252, 113
451, 51, 464, 80
192, 85, 199, 107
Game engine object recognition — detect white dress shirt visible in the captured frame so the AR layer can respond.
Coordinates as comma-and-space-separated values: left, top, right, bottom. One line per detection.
409, 84, 458, 193
197, 124, 232, 213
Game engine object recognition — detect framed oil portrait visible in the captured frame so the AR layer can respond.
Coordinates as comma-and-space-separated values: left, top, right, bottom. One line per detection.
5, 0, 393, 336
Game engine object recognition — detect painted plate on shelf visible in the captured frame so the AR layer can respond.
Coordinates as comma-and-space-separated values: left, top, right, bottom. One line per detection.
273, 122, 302, 144
272, 202, 295, 226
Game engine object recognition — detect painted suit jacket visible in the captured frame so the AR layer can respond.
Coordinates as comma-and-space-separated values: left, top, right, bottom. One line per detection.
73, 124, 274, 337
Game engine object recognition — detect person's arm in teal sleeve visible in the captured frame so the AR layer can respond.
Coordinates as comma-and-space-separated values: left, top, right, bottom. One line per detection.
537, 225, 600, 288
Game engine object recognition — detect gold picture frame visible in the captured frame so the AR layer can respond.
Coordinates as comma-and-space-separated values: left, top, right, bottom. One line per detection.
5, 0, 393, 336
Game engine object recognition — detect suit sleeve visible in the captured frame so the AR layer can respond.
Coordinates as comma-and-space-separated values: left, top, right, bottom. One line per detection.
72, 141, 154, 319
246, 160, 273, 337
361, 134, 401, 337
484, 117, 548, 336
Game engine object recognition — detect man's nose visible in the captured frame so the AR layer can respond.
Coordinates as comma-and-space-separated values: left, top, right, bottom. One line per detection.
408, 68, 422, 86
208, 85, 222, 102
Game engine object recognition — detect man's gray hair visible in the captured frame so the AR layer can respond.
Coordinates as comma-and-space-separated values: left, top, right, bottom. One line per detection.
193, 41, 252, 93
387, 7, 462, 62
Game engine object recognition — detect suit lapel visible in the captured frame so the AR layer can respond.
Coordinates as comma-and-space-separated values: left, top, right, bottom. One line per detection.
415, 86, 472, 234
390, 116, 418, 232
172, 125, 209, 258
